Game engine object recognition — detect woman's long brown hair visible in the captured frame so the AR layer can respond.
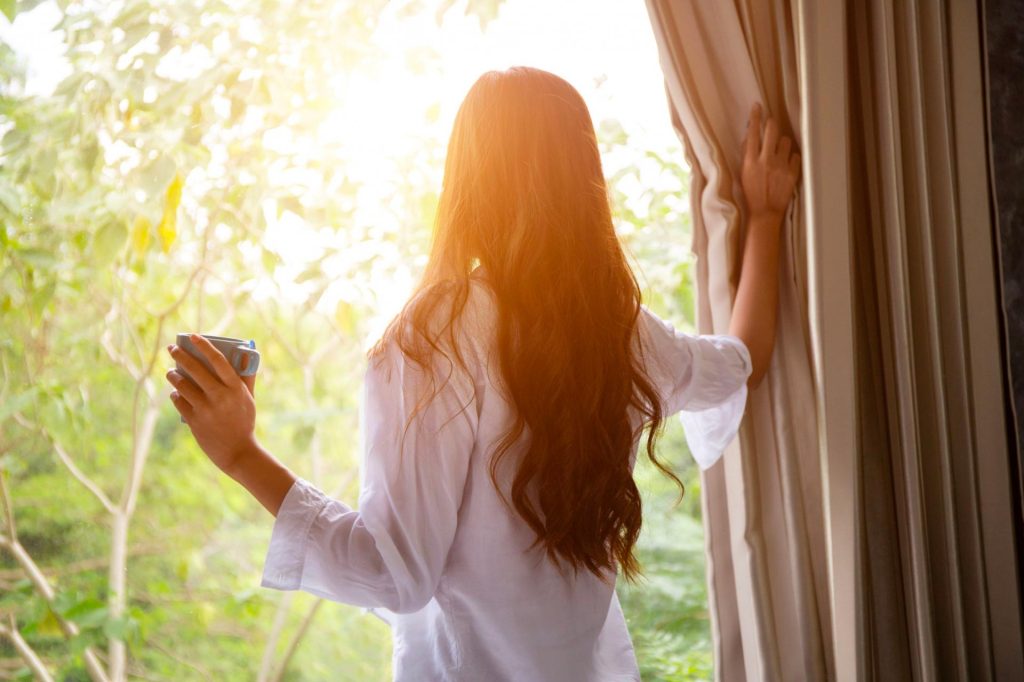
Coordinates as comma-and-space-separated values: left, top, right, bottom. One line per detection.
367, 66, 681, 583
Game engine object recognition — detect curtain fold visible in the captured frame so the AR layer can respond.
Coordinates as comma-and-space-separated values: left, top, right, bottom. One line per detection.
645, 3, 831, 680
645, 1, 1023, 680
843, 1, 1024, 679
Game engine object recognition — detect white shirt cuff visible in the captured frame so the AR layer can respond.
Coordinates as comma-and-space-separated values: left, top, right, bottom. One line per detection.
260, 476, 332, 591
678, 380, 749, 470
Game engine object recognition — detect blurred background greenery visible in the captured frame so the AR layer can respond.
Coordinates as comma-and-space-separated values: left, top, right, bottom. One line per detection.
0, 0, 709, 679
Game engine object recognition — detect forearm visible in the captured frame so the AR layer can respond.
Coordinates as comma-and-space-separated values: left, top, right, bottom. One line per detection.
728, 214, 783, 388
225, 438, 298, 518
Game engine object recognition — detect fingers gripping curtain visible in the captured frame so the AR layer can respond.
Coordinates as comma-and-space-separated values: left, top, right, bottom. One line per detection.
644, 2, 833, 681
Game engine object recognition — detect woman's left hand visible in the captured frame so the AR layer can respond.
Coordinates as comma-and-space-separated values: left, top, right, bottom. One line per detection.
166, 334, 258, 475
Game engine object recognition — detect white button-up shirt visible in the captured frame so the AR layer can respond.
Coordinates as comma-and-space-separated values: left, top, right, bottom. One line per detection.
260, 272, 752, 681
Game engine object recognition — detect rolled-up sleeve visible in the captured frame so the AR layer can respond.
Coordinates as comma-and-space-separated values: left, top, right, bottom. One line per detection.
259, 337, 478, 614
637, 305, 753, 470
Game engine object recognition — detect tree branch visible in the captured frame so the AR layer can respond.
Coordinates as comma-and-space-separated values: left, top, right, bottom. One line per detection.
100, 304, 143, 383
258, 470, 358, 681
54, 439, 119, 516
156, 266, 203, 321
146, 641, 211, 681
252, 301, 303, 365
257, 591, 294, 682
269, 599, 323, 682
0, 439, 110, 681
207, 297, 238, 336
309, 333, 345, 368
10, 415, 118, 516
0, 352, 10, 400
0, 534, 110, 682
0, 467, 16, 547
0, 614, 54, 682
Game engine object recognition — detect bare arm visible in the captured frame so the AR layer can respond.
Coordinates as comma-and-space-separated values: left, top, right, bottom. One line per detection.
728, 103, 801, 389
226, 440, 297, 517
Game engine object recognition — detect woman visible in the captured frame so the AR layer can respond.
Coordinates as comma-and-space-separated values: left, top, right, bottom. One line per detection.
165, 66, 799, 680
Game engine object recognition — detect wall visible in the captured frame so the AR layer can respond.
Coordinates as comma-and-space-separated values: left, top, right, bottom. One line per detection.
984, 0, 1024, 586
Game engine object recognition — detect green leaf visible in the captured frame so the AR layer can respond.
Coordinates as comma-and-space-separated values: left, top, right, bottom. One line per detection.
598, 118, 628, 147
80, 135, 100, 170
19, 248, 56, 269
335, 299, 357, 335
295, 264, 325, 284
261, 248, 281, 274
31, 146, 57, 180
68, 627, 104, 655
0, 181, 20, 214
51, 590, 79, 616
0, 453, 26, 475
113, 1, 152, 30
121, 23, 154, 51
65, 598, 108, 628
277, 195, 303, 218
131, 214, 152, 257
137, 153, 177, 198
92, 218, 128, 265
54, 71, 88, 98
157, 171, 183, 252
33, 607, 65, 637
462, 0, 502, 27
0, 0, 15, 23
1, 126, 28, 152
29, 279, 55, 315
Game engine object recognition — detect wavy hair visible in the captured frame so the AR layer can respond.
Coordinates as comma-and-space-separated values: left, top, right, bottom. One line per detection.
367, 66, 681, 582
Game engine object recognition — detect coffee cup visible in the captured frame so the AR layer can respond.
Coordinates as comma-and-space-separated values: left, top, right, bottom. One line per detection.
174, 333, 260, 423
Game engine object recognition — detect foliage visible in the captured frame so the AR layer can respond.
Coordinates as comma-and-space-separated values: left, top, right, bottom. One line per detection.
0, 0, 708, 679
617, 430, 713, 681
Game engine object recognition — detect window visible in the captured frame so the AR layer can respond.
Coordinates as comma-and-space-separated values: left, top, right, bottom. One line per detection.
0, 1, 710, 678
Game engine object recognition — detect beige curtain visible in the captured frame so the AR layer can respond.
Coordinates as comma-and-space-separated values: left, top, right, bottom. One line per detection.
841, 2, 1022, 679
645, 1, 1024, 681
644, 3, 830, 680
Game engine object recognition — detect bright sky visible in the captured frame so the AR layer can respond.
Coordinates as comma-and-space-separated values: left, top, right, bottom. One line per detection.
2, 0, 684, 345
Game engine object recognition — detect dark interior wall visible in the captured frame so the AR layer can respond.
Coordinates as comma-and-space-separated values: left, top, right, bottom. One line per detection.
983, 0, 1024, 569
986, 0, 1023, 454
985, 2, 1023, 456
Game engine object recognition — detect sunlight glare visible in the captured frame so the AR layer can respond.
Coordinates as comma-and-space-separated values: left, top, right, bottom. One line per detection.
258, 0, 680, 347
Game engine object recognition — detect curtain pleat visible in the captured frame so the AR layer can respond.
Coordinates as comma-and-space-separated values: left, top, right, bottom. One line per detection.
646, 2, 831, 680
846, 0, 1024, 678
645, 0, 1023, 680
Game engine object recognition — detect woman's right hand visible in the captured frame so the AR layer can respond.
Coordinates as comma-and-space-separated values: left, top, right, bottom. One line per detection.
740, 102, 801, 224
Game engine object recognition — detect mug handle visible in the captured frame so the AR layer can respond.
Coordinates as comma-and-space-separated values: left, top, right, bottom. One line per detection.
231, 344, 261, 376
